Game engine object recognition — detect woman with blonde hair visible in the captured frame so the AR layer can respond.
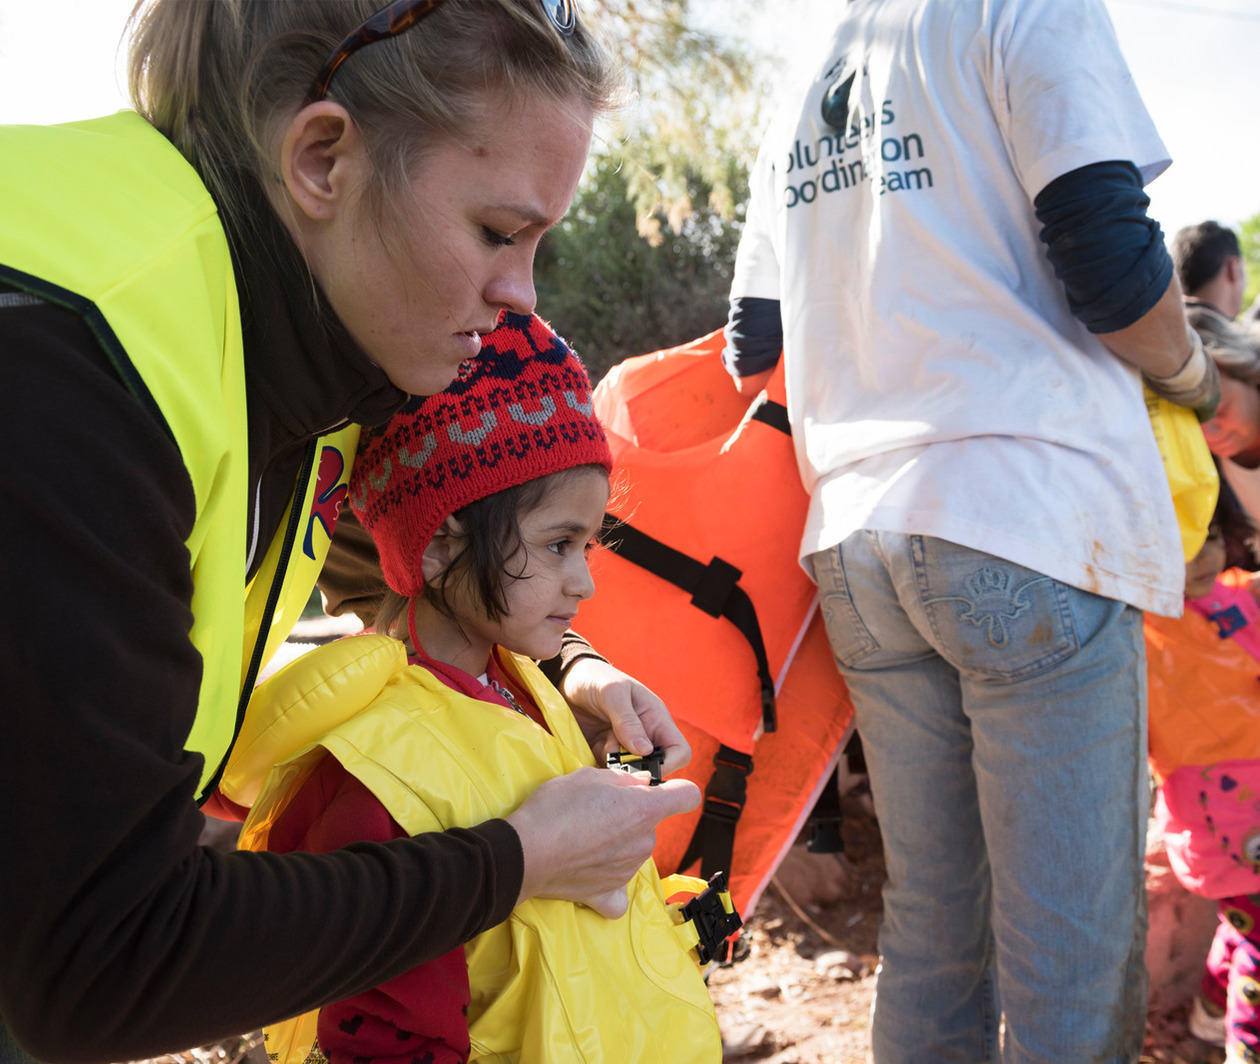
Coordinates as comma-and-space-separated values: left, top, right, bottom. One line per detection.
0, 3, 697, 1060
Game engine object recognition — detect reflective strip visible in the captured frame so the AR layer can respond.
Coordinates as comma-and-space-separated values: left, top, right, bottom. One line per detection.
0, 291, 43, 308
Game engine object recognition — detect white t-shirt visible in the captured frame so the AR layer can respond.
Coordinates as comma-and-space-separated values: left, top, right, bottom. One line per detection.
731, 0, 1183, 616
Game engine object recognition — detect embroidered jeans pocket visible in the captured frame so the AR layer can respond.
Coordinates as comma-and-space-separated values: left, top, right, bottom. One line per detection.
914, 539, 1080, 682
815, 552, 882, 669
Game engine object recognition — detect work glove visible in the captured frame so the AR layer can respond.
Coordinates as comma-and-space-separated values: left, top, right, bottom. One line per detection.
1144, 324, 1221, 423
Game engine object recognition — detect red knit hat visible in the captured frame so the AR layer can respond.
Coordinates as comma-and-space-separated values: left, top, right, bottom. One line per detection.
349, 312, 613, 597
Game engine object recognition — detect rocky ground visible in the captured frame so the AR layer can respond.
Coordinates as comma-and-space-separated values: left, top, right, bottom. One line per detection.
704, 793, 1226, 1064
704, 791, 885, 1063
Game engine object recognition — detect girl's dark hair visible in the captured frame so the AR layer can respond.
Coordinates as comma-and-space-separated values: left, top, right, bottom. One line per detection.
1214, 469, 1260, 572
375, 465, 606, 639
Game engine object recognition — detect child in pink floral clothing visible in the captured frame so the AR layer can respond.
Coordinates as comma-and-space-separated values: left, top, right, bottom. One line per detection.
1147, 479, 1260, 1060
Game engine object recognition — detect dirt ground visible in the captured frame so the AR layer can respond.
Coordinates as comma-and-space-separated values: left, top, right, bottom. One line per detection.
704, 790, 885, 1063
129, 786, 1229, 1064
704, 793, 1225, 1064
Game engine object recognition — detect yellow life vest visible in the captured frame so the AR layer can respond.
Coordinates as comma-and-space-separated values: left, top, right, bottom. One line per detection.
0, 112, 357, 800
234, 634, 723, 1064
1144, 388, 1218, 562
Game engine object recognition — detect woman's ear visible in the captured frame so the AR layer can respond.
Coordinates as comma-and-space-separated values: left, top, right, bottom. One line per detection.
421, 517, 466, 586
275, 101, 368, 223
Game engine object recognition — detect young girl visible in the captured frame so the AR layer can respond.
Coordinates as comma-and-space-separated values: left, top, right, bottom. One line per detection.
228, 313, 724, 1063
1146, 476, 1260, 1062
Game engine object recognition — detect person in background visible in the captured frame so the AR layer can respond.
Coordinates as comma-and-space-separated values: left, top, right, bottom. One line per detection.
1172, 221, 1260, 527
723, 0, 1215, 1059
1144, 474, 1260, 1062
1174, 223, 1258, 365
0, 3, 697, 1061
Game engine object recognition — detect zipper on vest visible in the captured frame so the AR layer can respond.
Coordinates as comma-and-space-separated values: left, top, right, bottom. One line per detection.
197, 438, 319, 805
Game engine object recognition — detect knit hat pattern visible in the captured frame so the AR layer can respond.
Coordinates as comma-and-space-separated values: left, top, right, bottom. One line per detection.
349, 311, 612, 597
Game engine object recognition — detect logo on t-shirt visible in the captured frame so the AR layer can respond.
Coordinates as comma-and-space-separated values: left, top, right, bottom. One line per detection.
780, 56, 935, 210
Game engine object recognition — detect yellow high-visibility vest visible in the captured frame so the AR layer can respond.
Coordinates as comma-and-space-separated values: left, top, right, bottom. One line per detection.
0, 111, 358, 800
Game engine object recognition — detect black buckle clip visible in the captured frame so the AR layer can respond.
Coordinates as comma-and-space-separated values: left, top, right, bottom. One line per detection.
806, 816, 846, 854
681, 871, 743, 965
606, 746, 664, 785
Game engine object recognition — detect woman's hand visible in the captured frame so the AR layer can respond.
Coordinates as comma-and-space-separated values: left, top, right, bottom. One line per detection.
505, 767, 701, 917
560, 657, 691, 776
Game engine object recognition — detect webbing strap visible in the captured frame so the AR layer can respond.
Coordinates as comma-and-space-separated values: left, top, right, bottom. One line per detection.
748, 396, 791, 435
598, 516, 777, 734
678, 745, 754, 882
604, 391, 791, 903
805, 765, 846, 854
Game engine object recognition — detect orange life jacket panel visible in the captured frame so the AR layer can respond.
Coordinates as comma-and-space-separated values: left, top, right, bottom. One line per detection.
577, 330, 854, 918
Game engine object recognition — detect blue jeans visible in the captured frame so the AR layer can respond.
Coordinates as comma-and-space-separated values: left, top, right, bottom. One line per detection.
813, 532, 1149, 1064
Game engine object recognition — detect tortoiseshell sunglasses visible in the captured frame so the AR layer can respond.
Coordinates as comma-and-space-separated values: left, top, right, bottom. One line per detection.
306, 0, 578, 105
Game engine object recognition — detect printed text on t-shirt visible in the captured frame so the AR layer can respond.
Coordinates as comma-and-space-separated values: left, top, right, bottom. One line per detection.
780, 100, 934, 208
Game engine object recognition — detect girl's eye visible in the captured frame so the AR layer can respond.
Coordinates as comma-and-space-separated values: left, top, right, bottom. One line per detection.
547, 539, 569, 555
482, 226, 515, 248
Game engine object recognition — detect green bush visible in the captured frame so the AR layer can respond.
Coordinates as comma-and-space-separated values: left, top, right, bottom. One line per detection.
534, 152, 748, 384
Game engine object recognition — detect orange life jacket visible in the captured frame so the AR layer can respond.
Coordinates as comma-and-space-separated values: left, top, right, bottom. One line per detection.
1145, 569, 1260, 784
577, 330, 855, 919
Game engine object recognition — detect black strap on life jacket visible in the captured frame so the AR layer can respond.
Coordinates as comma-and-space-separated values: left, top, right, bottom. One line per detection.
597, 515, 778, 736
805, 728, 864, 853
597, 393, 793, 903
749, 392, 791, 435
805, 765, 845, 854
678, 744, 754, 880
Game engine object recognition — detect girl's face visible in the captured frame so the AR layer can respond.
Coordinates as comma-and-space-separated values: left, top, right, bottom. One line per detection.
1203, 375, 1260, 459
306, 87, 593, 397
1185, 526, 1227, 599
440, 467, 610, 674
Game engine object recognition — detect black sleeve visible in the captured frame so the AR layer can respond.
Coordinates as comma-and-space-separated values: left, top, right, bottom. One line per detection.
0, 298, 522, 1063
1033, 159, 1173, 334
723, 295, 783, 378
536, 629, 607, 687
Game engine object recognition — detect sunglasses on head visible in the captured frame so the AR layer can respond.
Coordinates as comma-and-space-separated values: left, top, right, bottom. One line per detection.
306, 0, 578, 105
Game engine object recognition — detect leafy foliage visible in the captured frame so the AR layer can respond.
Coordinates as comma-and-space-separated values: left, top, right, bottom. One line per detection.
1240, 211, 1260, 312
583, 0, 767, 240
534, 152, 748, 383
532, 2, 770, 381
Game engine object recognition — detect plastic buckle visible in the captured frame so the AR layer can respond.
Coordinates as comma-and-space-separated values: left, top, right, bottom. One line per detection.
806, 817, 846, 854
691, 556, 742, 617
606, 746, 664, 784
680, 871, 743, 965
715, 931, 752, 966
701, 795, 744, 823
712, 748, 753, 777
